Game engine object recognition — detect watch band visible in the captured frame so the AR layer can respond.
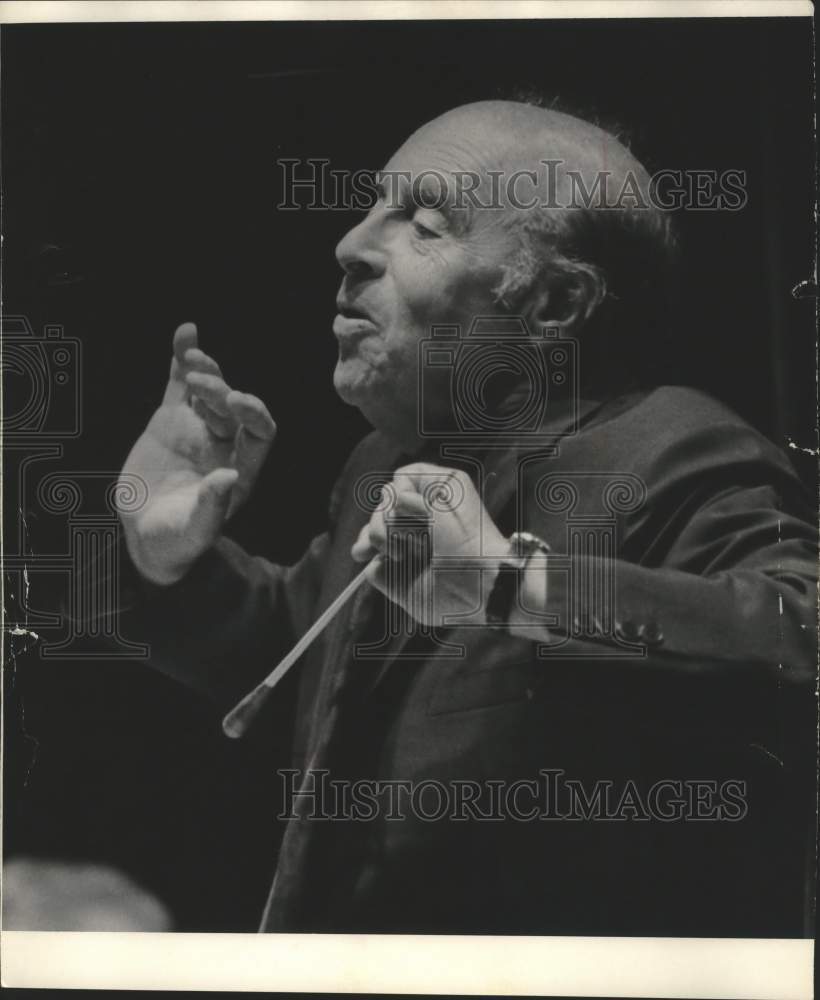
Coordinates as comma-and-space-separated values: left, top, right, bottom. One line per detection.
486, 531, 551, 628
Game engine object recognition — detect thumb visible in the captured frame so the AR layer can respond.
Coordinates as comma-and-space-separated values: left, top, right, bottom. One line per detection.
365, 553, 387, 593
351, 522, 376, 563
191, 467, 239, 539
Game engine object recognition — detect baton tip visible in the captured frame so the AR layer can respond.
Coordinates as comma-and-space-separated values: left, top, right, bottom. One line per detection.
221, 712, 247, 740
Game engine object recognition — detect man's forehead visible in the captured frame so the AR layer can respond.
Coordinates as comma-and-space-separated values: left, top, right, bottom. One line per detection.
381, 128, 494, 183
381, 101, 649, 193
377, 121, 534, 217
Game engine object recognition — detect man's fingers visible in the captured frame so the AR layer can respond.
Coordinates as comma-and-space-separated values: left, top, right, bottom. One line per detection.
228, 392, 277, 475
393, 462, 452, 493
392, 491, 430, 518
191, 467, 239, 535
225, 391, 277, 441
183, 347, 223, 378
164, 323, 200, 405
390, 465, 471, 514
352, 510, 391, 562
173, 322, 199, 363
198, 466, 238, 499
350, 493, 432, 565
351, 523, 377, 563
184, 371, 234, 416
191, 397, 237, 440
365, 554, 388, 593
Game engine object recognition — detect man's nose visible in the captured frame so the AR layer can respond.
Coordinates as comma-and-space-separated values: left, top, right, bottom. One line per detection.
335, 213, 387, 279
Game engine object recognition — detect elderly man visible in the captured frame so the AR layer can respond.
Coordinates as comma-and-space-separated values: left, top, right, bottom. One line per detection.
117, 101, 816, 935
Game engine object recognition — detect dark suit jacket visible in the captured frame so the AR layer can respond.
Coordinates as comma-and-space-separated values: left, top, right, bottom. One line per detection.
121, 385, 817, 936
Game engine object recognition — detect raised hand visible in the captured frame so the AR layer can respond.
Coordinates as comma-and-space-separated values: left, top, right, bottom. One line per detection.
117, 322, 276, 584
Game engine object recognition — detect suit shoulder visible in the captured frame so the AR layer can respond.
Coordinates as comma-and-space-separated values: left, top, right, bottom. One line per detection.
624, 386, 796, 479
628, 385, 746, 433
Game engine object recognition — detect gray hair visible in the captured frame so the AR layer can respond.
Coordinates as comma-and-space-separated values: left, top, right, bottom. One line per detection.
492, 98, 680, 392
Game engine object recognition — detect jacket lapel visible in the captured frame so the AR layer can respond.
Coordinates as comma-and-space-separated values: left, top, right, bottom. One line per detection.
354, 397, 601, 697
298, 438, 407, 765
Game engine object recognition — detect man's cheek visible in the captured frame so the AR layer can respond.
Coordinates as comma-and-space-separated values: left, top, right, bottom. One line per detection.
406, 288, 461, 330
360, 338, 391, 370
342, 342, 394, 392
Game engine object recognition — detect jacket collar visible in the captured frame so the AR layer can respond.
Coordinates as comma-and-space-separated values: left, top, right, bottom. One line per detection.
347, 392, 608, 696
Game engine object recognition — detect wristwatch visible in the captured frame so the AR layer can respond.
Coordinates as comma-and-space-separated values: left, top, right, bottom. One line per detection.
485, 531, 551, 628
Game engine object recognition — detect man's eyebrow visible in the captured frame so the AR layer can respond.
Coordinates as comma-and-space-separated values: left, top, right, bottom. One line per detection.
375, 171, 473, 231
411, 173, 453, 212
375, 172, 410, 207
375, 172, 451, 210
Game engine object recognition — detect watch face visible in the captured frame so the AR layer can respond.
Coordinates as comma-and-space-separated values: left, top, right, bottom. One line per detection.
511, 532, 551, 558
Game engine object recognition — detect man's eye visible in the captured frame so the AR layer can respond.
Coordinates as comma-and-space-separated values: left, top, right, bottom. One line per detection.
411, 209, 444, 238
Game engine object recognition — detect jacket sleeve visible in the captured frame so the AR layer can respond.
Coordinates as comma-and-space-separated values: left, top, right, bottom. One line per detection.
110, 438, 366, 715
538, 422, 816, 687
117, 528, 331, 714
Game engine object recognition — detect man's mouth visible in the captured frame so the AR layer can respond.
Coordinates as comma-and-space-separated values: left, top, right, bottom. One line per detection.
334, 300, 378, 339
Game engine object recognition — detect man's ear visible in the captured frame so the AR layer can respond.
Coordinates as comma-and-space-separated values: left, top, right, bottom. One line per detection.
522, 264, 607, 333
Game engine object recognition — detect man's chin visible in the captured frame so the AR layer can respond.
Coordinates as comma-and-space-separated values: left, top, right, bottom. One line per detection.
333, 366, 395, 431
333, 364, 369, 407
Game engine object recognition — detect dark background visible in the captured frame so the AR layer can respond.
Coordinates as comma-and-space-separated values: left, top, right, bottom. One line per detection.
2, 18, 816, 932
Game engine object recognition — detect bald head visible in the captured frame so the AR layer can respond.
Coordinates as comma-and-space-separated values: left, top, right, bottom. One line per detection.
399, 99, 652, 212
423, 100, 639, 164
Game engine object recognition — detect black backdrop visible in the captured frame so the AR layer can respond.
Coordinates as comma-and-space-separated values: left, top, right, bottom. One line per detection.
2, 17, 816, 931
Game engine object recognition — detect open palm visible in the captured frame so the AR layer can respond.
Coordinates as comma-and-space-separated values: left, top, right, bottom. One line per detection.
118, 323, 276, 584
